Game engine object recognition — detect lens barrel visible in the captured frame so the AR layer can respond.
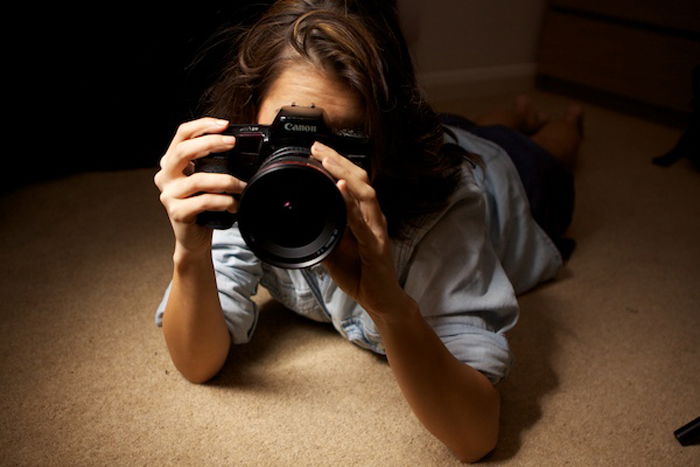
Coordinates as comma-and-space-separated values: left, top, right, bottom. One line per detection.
237, 147, 346, 269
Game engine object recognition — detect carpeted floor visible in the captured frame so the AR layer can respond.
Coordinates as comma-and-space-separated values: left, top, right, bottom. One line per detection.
1, 91, 698, 465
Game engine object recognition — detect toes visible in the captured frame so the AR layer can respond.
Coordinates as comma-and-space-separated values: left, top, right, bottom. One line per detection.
536, 111, 551, 126
515, 94, 533, 111
564, 104, 585, 136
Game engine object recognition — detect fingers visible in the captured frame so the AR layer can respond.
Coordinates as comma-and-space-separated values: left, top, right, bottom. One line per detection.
158, 172, 245, 223
338, 180, 387, 248
165, 193, 238, 225
311, 142, 388, 244
155, 117, 236, 192
160, 133, 236, 177
168, 117, 230, 152
162, 172, 247, 200
154, 117, 246, 227
311, 141, 370, 195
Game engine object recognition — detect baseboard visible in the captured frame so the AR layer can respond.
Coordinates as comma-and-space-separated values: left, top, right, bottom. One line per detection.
536, 74, 692, 128
416, 63, 537, 103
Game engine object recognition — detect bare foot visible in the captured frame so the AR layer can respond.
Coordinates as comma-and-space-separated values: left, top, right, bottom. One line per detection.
564, 103, 585, 137
515, 95, 550, 134
530, 103, 585, 171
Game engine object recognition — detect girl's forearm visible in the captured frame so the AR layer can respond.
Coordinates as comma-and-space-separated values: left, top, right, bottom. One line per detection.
370, 296, 500, 462
162, 249, 231, 384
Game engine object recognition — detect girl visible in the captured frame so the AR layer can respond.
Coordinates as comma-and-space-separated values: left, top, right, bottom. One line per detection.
153, 0, 582, 461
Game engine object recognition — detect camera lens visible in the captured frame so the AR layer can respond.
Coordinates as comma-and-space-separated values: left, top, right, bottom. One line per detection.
263, 188, 326, 248
237, 150, 346, 269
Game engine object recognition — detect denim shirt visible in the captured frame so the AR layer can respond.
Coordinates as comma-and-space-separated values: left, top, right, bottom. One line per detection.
155, 125, 563, 384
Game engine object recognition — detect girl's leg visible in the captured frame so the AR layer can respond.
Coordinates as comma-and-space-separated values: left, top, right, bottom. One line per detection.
474, 95, 549, 134
473, 95, 584, 170
530, 104, 584, 171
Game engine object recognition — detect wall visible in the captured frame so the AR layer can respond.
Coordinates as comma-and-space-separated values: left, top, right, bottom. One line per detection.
9, 3, 270, 191
398, 0, 547, 101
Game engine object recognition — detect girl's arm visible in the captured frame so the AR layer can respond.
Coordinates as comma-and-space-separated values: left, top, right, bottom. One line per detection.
311, 142, 499, 462
162, 246, 231, 384
154, 117, 246, 383
372, 295, 499, 462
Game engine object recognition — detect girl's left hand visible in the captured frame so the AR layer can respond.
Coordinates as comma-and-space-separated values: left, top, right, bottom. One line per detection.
311, 142, 410, 317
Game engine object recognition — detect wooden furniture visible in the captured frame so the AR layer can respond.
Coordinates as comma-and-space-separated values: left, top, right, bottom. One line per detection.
537, 0, 700, 113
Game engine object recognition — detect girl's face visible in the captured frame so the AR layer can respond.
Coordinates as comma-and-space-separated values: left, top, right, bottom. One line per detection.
257, 62, 364, 132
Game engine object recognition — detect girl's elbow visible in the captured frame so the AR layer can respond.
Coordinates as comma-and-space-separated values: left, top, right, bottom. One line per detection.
456, 386, 500, 462
174, 357, 227, 384
167, 333, 231, 384
455, 433, 498, 463
183, 370, 216, 385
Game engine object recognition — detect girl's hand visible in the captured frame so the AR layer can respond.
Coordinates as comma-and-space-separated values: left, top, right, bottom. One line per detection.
154, 118, 247, 256
310, 142, 410, 318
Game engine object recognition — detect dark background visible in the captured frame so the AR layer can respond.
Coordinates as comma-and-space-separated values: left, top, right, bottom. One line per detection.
9, 3, 273, 192
9, 2, 696, 193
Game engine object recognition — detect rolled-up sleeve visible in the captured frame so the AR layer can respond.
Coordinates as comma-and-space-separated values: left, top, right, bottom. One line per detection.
402, 182, 519, 384
154, 227, 264, 345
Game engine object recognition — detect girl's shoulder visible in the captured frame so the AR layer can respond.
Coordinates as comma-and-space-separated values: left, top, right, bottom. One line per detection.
400, 125, 564, 294
392, 157, 487, 282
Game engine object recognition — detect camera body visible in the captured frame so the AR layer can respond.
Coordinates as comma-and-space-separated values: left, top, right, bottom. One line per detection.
196, 105, 370, 184
195, 105, 371, 269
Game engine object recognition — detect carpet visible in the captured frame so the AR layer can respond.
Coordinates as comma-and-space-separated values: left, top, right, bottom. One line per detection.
1, 91, 698, 465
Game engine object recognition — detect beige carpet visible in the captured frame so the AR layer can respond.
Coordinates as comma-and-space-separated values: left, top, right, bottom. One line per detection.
1, 91, 698, 465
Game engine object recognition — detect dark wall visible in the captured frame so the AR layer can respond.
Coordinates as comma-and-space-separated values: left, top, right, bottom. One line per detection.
9, 3, 272, 192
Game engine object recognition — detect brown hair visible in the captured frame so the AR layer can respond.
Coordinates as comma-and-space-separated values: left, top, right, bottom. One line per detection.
199, 0, 464, 238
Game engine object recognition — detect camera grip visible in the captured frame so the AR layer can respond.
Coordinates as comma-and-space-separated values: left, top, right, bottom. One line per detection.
196, 210, 237, 230
193, 154, 240, 230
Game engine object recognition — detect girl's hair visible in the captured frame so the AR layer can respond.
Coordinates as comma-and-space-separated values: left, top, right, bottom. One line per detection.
199, 0, 465, 238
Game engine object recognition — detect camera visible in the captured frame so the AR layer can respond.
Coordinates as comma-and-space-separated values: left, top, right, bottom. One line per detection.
195, 105, 371, 269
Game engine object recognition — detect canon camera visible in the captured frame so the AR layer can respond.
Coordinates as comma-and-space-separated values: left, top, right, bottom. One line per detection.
195, 105, 371, 269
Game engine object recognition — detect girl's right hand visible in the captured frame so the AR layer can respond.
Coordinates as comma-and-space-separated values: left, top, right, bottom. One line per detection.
154, 117, 247, 257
